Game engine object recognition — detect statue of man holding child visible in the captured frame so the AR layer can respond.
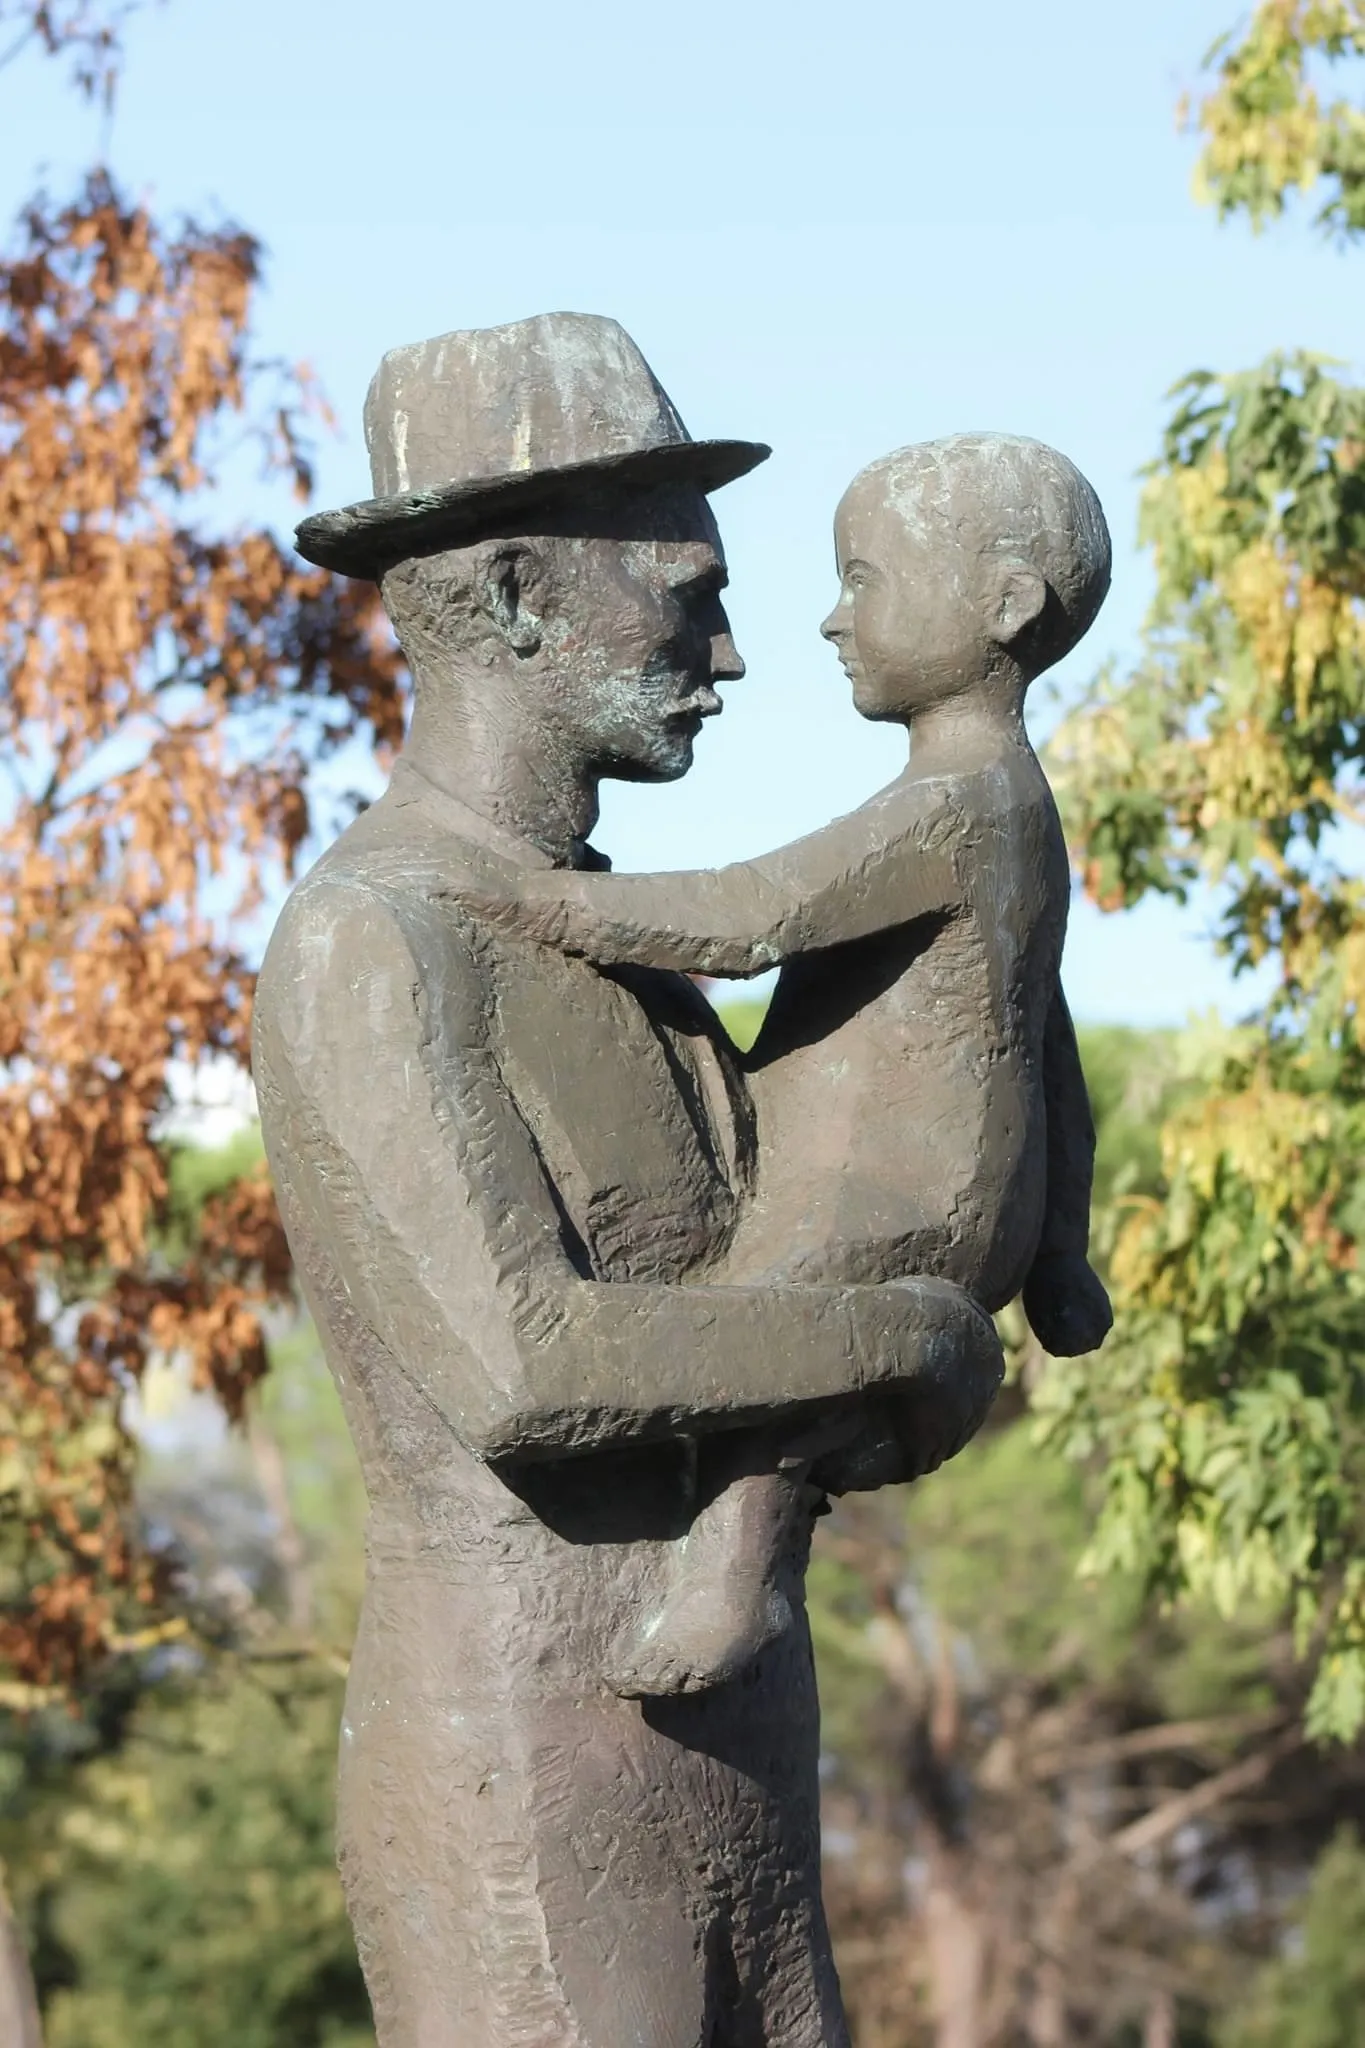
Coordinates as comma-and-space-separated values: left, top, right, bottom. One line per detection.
254, 310, 1111, 2048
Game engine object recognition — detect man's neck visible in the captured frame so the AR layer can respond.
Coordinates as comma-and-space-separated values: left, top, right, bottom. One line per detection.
402, 675, 602, 869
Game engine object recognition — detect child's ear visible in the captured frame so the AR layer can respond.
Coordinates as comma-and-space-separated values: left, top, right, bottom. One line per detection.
990, 562, 1048, 650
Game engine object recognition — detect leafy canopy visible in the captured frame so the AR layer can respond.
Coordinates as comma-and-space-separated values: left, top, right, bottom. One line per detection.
1194, 0, 1365, 237
0, 2, 407, 1698
1042, 9, 1365, 1739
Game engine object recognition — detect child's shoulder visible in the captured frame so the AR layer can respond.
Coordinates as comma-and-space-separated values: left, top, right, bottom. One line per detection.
881, 761, 989, 834
902, 739, 1052, 813
869, 763, 972, 815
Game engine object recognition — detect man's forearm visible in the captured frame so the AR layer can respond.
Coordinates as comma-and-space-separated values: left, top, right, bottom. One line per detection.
418, 1271, 1002, 1463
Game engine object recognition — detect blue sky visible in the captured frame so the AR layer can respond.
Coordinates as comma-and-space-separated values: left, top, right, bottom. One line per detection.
1, 0, 1355, 1025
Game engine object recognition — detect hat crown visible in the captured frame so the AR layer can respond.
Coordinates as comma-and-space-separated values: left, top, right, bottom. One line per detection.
363, 312, 692, 498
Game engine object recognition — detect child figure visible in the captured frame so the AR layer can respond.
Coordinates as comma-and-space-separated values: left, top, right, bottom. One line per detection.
473, 434, 1114, 1695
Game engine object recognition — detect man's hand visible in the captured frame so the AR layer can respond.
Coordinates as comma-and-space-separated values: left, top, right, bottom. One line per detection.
812, 1284, 1006, 1495
1022, 1253, 1113, 1358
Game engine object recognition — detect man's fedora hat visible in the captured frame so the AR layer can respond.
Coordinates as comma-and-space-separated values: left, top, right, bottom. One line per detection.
294, 312, 770, 581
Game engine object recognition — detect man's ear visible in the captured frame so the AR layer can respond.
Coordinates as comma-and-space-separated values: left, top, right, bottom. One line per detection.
989, 561, 1048, 650
480, 544, 545, 657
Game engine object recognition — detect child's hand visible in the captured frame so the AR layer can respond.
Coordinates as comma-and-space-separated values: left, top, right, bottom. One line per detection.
1022, 1253, 1113, 1358
444, 869, 777, 977
444, 868, 586, 952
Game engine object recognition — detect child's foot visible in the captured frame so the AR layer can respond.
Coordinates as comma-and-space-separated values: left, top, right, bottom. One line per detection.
606, 1579, 794, 1698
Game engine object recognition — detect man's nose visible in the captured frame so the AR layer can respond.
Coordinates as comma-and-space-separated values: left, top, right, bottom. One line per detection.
820, 602, 849, 644
710, 612, 745, 683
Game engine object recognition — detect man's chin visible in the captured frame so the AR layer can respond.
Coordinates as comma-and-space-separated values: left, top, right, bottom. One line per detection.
602, 734, 697, 784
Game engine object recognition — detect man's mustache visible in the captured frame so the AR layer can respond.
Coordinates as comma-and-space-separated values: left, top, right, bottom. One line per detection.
641, 649, 724, 719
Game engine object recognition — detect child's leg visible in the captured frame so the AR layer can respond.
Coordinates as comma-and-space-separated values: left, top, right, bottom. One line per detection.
605, 1413, 857, 1700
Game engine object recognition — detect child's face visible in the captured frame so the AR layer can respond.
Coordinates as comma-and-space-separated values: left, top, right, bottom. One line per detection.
821, 468, 996, 724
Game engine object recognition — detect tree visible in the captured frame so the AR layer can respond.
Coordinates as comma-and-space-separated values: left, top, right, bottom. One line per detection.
2, 1277, 374, 2047
1218, 1828, 1365, 2047
1192, 0, 1365, 238
0, 0, 406, 1706
812, 1029, 1365, 2048
30, 1661, 372, 2048
1041, 2, 1365, 1740
0, 1, 144, 106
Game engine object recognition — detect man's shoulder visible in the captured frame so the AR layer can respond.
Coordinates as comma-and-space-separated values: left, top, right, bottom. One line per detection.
262, 848, 417, 972
266, 797, 502, 955
255, 814, 496, 1040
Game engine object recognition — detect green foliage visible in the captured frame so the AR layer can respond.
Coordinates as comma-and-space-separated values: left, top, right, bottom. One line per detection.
715, 995, 767, 1052
1046, 345, 1365, 1737
2, 1274, 373, 2045
1194, 2, 1365, 239
1080, 1023, 1186, 1208
22, 1665, 370, 2048
907, 1422, 1143, 1684
1055, 354, 1365, 989
806, 1545, 899, 1780
157, 1127, 269, 1265
907, 1420, 1281, 1727
1218, 1828, 1365, 2046
1045, 37, 1365, 1730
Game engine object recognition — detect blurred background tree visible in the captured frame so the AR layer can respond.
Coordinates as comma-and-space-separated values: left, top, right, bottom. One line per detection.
4, 1295, 372, 2048
813, 1025, 1365, 2047
1044, 0, 1365, 1747
0, 0, 403, 1708
0, 0, 404, 2033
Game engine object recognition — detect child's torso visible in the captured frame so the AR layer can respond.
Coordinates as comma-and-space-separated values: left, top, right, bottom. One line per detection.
728, 750, 1068, 1307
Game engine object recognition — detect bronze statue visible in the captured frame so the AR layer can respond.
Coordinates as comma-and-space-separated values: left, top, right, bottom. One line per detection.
254, 311, 1106, 2047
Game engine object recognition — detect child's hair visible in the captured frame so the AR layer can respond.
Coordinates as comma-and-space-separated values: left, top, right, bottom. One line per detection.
865, 434, 1112, 673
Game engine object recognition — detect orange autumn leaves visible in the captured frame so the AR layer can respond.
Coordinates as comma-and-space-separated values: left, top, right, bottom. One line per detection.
0, 173, 405, 1691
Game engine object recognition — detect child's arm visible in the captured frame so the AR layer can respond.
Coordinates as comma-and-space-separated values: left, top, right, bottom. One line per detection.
449, 785, 966, 978
1021, 982, 1114, 1358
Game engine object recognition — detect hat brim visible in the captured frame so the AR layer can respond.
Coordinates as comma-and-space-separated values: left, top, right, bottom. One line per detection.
294, 437, 770, 580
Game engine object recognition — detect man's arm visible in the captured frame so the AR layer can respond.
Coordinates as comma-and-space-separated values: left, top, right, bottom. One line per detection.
448, 780, 968, 978
255, 879, 1002, 1464
1021, 980, 1113, 1357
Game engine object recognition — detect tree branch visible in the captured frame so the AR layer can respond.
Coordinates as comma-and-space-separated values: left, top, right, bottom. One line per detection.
1110, 1727, 1303, 1859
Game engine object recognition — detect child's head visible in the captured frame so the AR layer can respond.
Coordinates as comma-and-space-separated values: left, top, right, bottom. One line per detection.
821, 434, 1111, 724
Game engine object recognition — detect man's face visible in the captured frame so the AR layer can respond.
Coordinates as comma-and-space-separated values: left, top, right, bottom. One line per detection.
539, 486, 745, 782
